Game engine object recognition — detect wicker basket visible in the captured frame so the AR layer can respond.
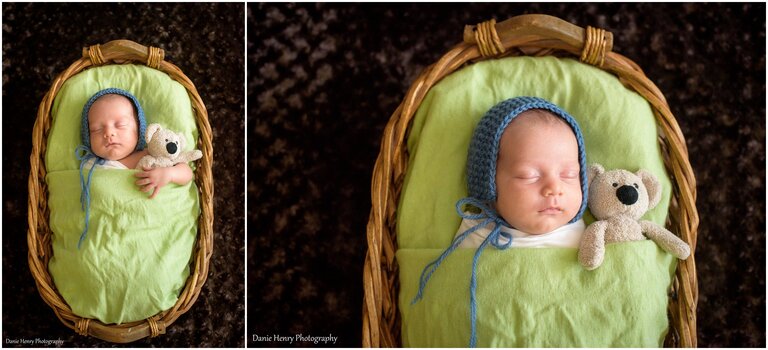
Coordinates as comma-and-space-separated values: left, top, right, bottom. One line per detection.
27, 39, 214, 343
363, 14, 698, 348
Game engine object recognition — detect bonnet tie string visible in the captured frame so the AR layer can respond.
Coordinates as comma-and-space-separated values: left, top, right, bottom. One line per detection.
411, 197, 512, 348
75, 145, 105, 249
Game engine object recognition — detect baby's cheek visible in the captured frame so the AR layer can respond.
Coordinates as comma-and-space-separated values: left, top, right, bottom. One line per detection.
567, 186, 584, 210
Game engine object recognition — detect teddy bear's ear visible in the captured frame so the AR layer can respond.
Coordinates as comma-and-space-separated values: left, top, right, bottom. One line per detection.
587, 164, 605, 187
637, 169, 661, 209
146, 123, 162, 143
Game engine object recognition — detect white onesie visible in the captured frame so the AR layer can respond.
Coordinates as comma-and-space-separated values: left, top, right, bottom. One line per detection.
454, 214, 585, 248
82, 158, 128, 170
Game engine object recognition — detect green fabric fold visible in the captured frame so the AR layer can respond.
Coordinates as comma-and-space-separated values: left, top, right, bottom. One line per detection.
398, 241, 676, 347
47, 170, 198, 324
394, 54, 678, 348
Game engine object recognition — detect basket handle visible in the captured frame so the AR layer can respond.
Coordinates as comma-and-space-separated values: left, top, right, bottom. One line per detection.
82, 39, 165, 69
463, 14, 613, 66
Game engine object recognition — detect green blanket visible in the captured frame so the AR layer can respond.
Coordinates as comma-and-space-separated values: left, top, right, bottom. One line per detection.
47, 171, 198, 324
397, 56, 671, 250
395, 56, 677, 346
45, 64, 200, 324
398, 241, 675, 347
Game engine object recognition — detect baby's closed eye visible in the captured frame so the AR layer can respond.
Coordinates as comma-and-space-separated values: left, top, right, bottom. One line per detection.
560, 170, 579, 179
514, 171, 540, 179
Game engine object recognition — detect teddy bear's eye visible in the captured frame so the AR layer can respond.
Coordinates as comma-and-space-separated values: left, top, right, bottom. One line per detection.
633, 183, 639, 189
612, 183, 618, 188
165, 139, 168, 142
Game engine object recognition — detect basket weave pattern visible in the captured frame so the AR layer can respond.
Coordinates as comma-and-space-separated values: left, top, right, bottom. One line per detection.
27, 40, 214, 343
362, 15, 698, 348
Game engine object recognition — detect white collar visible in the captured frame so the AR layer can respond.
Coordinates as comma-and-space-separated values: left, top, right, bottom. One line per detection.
503, 219, 586, 238
456, 215, 585, 249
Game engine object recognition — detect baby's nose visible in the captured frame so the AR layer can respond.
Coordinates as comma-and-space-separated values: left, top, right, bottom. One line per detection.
543, 179, 562, 196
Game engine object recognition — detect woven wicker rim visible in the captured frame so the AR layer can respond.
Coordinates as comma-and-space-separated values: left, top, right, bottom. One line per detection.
27, 39, 214, 343
362, 14, 698, 348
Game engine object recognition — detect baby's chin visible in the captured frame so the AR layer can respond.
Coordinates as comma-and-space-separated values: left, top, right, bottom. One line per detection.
511, 217, 572, 235
97, 155, 121, 161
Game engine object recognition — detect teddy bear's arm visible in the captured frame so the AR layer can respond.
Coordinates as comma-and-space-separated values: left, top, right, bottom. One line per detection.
136, 155, 158, 170
639, 220, 691, 260
178, 150, 202, 163
579, 220, 608, 270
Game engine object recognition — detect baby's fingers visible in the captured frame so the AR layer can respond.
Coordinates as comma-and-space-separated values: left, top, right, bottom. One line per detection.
135, 166, 155, 178
140, 183, 155, 194
149, 184, 165, 199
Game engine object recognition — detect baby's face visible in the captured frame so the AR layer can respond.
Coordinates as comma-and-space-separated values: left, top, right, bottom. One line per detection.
88, 94, 139, 161
494, 111, 582, 234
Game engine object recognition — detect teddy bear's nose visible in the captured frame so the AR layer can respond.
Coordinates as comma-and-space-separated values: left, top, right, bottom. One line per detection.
166, 142, 178, 154
616, 185, 638, 205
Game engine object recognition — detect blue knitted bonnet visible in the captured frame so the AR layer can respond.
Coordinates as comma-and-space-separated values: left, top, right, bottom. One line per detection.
81, 87, 147, 150
75, 88, 147, 249
466, 96, 588, 223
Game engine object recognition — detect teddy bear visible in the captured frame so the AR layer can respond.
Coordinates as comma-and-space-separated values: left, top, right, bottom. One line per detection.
578, 164, 691, 270
136, 123, 202, 169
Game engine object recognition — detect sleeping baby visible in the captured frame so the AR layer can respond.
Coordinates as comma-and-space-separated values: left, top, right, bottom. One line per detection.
48, 86, 199, 326
80, 88, 194, 196
76, 88, 194, 247
454, 101, 586, 248
412, 96, 588, 347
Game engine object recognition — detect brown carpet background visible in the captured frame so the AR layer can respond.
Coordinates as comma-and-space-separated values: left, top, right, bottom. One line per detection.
247, 3, 765, 348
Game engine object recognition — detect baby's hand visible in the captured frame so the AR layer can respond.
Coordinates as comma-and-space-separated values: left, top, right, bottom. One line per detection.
134, 163, 194, 199
134, 166, 174, 199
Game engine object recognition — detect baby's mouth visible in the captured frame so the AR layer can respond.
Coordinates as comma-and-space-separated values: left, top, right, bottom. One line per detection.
539, 207, 564, 214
